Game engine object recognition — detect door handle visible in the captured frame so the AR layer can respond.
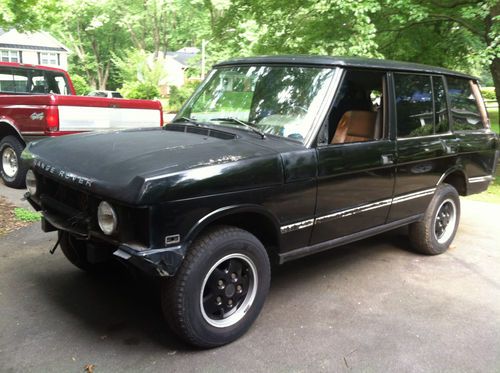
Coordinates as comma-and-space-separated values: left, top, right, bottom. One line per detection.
441, 139, 457, 154
381, 154, 394, 165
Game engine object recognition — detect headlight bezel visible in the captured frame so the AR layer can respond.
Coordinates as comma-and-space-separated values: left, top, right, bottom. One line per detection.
26, 169, 38, 196
97, 201, 118, 235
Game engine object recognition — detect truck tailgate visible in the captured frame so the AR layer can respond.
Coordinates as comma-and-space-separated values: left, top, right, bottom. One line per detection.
58, 106, 161, 131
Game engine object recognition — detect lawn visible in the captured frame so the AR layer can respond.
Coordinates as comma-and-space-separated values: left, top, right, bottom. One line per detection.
489, 107, 499, 133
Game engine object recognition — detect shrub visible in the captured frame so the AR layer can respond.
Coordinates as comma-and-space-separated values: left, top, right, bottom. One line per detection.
481, 87, 496, 101
120, 81, 160, 100
168, 81, 199, 112
70, 74, 91, 95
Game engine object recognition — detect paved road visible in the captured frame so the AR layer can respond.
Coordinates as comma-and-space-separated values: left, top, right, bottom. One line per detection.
0, 181, 31, 209
0, 187, 499, 372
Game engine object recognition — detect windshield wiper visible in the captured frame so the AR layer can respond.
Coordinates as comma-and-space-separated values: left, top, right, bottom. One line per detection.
210, 117, 266, 139
171, 116, 203, 126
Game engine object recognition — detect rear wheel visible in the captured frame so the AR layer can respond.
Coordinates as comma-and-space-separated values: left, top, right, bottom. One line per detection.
162, 226, 271, 348
409, 184, 460, 255
0, 136, 27, 188
59, 231, 112, 273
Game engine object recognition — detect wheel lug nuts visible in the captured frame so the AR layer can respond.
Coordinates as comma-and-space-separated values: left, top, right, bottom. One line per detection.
217, 279, 224, 288
236, 285, 242, 293
231, 273, 237, 281
228, 299, 233, 306
216, 296, 222, 305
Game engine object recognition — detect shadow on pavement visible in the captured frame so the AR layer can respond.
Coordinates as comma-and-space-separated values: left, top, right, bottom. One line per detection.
26, 227, 413, 351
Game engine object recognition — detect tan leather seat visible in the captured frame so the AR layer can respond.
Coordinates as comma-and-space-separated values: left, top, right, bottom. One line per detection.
331, 110, 377, 144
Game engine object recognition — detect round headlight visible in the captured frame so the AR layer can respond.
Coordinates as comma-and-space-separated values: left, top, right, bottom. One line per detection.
26, 169, 37, 195
97, 201, 117, 235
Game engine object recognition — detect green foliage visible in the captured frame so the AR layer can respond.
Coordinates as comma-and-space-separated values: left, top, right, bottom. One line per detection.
14, 208, 41, 222
70, 74, 91, 95
0, 0, 60, 30
120, 81, 160, 100
168, 81, 200, 112
114, 49, 168, 90
482, 87, 496, 101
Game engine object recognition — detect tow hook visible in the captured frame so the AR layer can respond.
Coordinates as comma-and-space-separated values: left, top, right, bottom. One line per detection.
49, 236, 60, 255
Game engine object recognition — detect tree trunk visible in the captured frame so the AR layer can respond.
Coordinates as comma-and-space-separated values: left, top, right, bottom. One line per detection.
490, 57, 500, 125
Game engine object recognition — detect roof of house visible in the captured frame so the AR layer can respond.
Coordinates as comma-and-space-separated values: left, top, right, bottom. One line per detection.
166, 50, 199, 67
0, 29, 70, 53
215, 55, 475, 79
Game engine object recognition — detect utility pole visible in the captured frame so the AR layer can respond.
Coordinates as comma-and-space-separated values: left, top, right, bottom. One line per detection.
201, 39, 210, 80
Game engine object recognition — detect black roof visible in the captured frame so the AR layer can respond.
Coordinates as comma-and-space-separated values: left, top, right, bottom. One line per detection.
214, 55, 476, 79
0, 43, 67, 52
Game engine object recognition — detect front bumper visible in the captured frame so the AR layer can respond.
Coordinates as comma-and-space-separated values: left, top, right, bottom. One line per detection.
28, 193, 186, 277
114, 244, 186, 277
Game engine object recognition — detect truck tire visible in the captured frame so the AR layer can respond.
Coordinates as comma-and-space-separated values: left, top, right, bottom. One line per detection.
0, 135, 27, 188
59, 231, 110, 273
409, 184, 460, 255
162, 226, 271, 348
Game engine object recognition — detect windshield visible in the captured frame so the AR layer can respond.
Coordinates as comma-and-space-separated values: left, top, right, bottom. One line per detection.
177, 65, 335, 143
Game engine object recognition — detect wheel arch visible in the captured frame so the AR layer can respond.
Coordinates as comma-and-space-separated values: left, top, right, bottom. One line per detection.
184, 205, 282, 263
0, 120, 25, 146
437, 167, 467, 196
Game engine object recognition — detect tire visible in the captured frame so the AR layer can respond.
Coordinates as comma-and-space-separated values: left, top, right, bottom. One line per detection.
59, 231, 110, 273
409, 184, 460, 255
0, 135, 27, 188
162, 226, 271, 348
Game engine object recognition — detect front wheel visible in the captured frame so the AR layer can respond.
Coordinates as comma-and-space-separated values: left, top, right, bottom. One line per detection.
409, 184, 460, 255
162, 226, 271, 348
0, 136, 27, 188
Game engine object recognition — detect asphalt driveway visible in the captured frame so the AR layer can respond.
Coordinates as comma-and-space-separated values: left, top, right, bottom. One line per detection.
0, 184, 499, 372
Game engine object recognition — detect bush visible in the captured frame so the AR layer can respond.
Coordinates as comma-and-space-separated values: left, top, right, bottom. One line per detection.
120, 81, 160, 100
168, 81, 199, 112
70, 74, 91, 95
481, 87, 496, 101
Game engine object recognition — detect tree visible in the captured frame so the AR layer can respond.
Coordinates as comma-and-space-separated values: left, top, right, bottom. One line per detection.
0, 0, 60, 30
375, 0, 500, 104
52, 0, 130, 90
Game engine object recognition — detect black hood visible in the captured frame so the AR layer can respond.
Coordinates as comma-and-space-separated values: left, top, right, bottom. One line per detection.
23, 127, 298, 204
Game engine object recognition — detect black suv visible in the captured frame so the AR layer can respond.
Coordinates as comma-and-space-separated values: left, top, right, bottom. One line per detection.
23, 56, 499, 348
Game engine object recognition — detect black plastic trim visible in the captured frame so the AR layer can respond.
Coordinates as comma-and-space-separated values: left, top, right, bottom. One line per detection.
278, 214, 423, 264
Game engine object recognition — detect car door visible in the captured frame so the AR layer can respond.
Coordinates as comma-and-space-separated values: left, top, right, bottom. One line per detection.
310, 69, 396, 245
387, 73, 452, 222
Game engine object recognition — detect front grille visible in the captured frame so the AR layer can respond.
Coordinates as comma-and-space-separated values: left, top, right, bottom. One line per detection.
34, 171, 150, 247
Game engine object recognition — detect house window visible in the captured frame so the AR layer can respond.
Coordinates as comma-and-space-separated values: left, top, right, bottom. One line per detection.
40, 52, 58, 66
1, 50, 20, 63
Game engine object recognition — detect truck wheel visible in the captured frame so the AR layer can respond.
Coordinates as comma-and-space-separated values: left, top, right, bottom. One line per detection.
162, 226, 271, 348
59, 231, 110, 273
409, 184, 460, 255
0, 136, 27, 188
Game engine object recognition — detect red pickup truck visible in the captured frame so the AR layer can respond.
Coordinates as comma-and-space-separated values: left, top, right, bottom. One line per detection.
0, 62, 163, 188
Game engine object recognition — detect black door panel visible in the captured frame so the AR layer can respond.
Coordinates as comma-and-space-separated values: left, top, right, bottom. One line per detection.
312, 140, 396, 244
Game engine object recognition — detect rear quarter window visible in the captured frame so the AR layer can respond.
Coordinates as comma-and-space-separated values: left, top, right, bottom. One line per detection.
447, 77, 488, 131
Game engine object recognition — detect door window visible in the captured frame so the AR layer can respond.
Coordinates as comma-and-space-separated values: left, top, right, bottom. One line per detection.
394, 74, 434, 137
326, 70, 386, 145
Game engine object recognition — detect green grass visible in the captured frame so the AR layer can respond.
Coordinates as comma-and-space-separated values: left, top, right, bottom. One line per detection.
488, 107, 499, 133
468, 172, 500, 204
14, 208, 41, 222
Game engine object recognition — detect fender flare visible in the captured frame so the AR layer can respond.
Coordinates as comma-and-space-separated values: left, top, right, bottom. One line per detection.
436, 165, 468, 194
183, 204, 282, 247
0, 118, 25, 145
